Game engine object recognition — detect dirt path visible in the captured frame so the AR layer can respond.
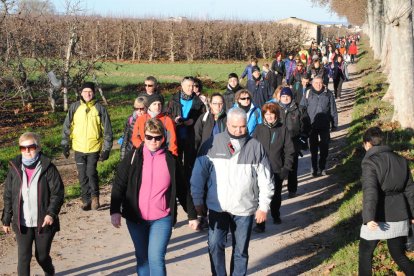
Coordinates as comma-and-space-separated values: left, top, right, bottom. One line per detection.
0, 64, 359, 275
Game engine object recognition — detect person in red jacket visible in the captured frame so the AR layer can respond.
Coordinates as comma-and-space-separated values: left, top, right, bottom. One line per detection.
131, 94, 178, 156
348, 40, 358, 64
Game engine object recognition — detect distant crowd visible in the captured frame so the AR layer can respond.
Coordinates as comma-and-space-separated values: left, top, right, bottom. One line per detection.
3, 33, 414, 276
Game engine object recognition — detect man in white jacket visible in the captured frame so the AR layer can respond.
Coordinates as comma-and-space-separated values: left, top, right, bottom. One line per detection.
191, 107, 274, 276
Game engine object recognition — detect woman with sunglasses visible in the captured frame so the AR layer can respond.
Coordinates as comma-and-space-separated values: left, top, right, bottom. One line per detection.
120, 96, 148, 160
111, 118, 199, 276
233, 89, 262, 135
2, 132, 64, 276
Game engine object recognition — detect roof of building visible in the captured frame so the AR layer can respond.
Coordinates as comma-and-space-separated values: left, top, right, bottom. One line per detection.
276, 17, 321, 26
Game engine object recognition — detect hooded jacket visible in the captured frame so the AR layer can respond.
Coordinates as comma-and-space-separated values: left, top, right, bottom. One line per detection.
2, 154, 64, 233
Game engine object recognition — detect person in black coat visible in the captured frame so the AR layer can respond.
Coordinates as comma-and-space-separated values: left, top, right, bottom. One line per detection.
194, 93, 227, 152
332, 55, 347, 99
271, 53, 285, 88
359, 127, 414, 276
223, 73, 243, 112
300, 76, 338, 177
252, 103, 295, 232
289, 61, 308, 105
2, 132, 64, 276
278, 87, 311, 198
167, 76, 205, 181
247, 67, 273, 108
111, 118, 199, 275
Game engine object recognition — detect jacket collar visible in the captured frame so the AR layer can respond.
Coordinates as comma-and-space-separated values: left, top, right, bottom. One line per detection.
363, 145, 393, 159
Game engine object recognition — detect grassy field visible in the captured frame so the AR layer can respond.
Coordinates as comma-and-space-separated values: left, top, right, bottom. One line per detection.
0, 61, 252, 193
321, 37, 414, 275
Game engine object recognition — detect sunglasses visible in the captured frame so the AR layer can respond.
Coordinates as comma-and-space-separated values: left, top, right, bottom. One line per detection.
145, 134, 163, 141
239, 97, 250, 101
145, 84, 154, 87
134, 107, 146, 111
19, 144, 38, 152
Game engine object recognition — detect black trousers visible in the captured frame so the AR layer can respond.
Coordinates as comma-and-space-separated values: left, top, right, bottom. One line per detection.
350, 54, 355, 63
16, 225, 55, 276
75, 151, 100, 202
287, 153, 299, 193
359, 237, 414, 276
309, 128, 330, 172
177, 138, 196, 182
333, 77, 344, 98
256, 174, 283, 229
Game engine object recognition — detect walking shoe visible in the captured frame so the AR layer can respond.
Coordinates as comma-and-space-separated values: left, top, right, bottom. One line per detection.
312, 170, 319, 177
81, 200, 91, 211
253, 224, 265, 233
319, 169, 327, 176
91, 196, 100, 210
273, 217, 282, 224
288, 192, 297, 198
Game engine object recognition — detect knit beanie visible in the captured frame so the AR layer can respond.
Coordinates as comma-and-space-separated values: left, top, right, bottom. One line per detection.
80, 82, 95, 93
228, 73, 239, 79
147, 93, 164, 107
280, 87, 293, 98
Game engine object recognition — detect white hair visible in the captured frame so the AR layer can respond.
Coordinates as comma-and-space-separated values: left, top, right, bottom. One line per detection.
227, 107, 247, 122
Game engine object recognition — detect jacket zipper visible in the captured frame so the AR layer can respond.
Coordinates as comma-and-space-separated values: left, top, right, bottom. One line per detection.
9, 162, 23, 234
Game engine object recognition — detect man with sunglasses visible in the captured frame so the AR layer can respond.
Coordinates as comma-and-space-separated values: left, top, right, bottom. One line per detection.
62, 82, 113, 211
139, 76, 164, 102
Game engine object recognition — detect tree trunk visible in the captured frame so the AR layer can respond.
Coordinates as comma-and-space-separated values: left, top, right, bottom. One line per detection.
389, 0, 414, 128
367, 0, 375, 47
148, 21, 155, 62
372, 0, 384, 59
63, 27, 77, 111
169, 25, 175, 62
257, 31, 266, 59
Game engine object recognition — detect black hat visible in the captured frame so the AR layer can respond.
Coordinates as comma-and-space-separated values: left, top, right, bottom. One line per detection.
147, 93, 164, 107
80, 82, 95, 93
228, 73, 238, 79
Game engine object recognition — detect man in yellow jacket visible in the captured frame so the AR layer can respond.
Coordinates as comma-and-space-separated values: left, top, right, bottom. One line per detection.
62, 82, 113, 210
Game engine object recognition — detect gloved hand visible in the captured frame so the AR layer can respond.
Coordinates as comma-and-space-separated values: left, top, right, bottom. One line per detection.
63, 145, 70, 159
99, 150, 110, 161
298, 136, 309, 151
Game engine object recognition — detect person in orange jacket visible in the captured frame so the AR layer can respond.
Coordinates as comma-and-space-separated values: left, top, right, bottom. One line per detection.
348, 40, 358, 64
131, 94, 178, 156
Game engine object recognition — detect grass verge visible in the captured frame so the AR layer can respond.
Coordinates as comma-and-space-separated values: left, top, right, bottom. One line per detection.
322, 37, 414, 275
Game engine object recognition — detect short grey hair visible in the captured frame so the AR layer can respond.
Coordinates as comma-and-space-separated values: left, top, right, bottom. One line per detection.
19, 132, 41, 146
227, 107, 247, 122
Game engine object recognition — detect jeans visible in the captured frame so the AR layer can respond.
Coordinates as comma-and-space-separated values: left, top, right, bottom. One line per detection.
16, 225, 56, 276
208, 210, 254, 276
74, 151, 100, 203
309, 128, 330, 172
126, 216, 172, 276
359, 237, 414, 276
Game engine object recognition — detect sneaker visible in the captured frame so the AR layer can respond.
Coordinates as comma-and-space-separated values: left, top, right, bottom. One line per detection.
253, 224, 265, 233
320, 169, 327, 176
288, 192, 297, 198
81, 201, 91, 211
91, 196, 100, 210
273, 217, 282, 224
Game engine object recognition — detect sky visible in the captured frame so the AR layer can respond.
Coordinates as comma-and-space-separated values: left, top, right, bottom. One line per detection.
51, 0, 346, 23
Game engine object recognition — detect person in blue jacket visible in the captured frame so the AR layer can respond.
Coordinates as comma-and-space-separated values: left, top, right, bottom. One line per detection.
232, 89, 262, 135
240, 56, 258, 82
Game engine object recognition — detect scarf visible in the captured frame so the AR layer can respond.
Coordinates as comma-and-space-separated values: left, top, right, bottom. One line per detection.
180, 91, 194, 101
252, 74, 262, 82
239, 103, 251, 113
263, 119, 278, 128
22, 152, 40, 168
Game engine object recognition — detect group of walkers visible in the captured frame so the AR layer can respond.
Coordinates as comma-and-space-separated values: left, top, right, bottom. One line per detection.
2, 33, 414, 276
